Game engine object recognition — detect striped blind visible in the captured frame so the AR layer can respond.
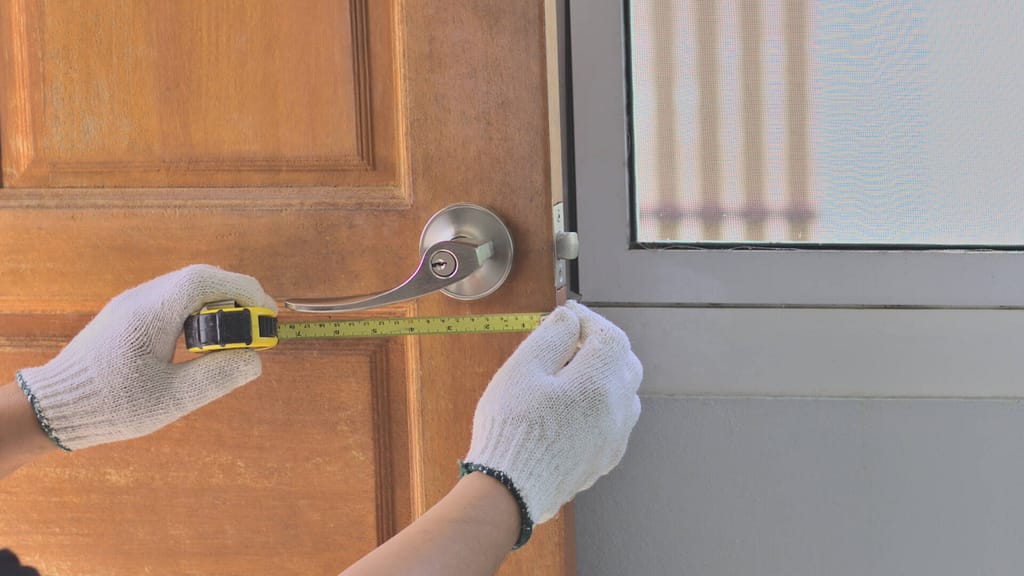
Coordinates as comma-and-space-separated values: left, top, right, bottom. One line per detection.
632, 0, 813, 243
631, 1, 1024, 246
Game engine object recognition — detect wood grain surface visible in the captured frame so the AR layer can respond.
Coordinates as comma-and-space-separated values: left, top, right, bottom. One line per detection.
0, 0, 568, 574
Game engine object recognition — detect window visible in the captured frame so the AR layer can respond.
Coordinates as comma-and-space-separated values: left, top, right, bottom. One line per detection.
630, 1, 1024, 246
571, 0, 1024, 307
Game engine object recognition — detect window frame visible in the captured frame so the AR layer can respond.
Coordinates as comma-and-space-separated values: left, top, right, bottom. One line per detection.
570, 0, 1024, 308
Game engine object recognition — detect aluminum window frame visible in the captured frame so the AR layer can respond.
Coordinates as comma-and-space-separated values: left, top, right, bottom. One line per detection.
570, 0, 1024, 308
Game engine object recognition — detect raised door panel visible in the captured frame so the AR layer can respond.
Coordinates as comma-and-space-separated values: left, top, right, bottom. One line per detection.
1, 0, 398, 190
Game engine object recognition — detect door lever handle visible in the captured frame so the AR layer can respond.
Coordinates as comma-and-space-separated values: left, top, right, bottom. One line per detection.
285, 239, 493, 313
285, 203, 513, 313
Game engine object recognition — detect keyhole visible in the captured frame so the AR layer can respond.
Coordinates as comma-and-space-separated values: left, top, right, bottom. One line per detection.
429, 250, 457, 279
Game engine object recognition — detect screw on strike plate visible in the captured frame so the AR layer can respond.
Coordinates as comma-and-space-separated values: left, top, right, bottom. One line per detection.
429, 250, 458, 278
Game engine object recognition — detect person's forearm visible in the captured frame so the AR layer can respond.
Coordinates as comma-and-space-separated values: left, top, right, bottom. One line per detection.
0, 381, 57, 479
340, 472, 520, 576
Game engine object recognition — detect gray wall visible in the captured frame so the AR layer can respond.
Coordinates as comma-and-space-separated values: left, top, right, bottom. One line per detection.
576, 396, 1024, 575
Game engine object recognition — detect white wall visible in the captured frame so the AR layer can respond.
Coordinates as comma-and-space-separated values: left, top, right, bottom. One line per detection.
571, 306, 1024, 574
576, 394, 1024, 575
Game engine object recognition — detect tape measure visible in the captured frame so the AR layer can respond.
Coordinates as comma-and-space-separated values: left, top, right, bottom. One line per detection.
184, 301, 545, 353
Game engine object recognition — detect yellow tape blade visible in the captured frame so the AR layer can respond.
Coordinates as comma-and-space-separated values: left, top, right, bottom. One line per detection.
277, 313, 546, 340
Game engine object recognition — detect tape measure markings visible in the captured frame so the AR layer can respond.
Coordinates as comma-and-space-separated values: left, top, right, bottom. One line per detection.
276, 313, 546, 340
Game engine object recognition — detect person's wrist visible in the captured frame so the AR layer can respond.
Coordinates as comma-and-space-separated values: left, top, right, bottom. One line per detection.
1, 381, 59, 461
458, 461, 535, 549
453, 469, 523, 550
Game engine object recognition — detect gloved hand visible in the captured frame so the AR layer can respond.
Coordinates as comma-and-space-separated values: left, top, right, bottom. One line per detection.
16, 264, 276, 451
461, 301, 642, 547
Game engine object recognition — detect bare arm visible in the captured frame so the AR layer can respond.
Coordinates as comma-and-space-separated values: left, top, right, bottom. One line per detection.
3, 380, 524, 576
2, 383, 523, 576
340, 472, 520, 576
4, 377, 524, 575
0, 381, 57, 479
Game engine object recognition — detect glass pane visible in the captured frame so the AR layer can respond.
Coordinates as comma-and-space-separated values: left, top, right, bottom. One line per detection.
630, 1, 1024, 245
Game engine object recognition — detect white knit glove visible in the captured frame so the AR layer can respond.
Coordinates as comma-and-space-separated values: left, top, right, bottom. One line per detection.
16, 264, 277, 451
462, 301, 642, 545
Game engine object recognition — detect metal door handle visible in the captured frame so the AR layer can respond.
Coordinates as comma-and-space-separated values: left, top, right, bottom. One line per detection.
285, 203, 514, 313
285, 239, 493, 313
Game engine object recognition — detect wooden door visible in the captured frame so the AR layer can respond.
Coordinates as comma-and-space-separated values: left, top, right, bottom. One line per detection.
0, 1, 569, 574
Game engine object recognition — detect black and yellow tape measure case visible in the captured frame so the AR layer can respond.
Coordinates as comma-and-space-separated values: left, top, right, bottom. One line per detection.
184, 302, 279, 352
184, 302, 546, 353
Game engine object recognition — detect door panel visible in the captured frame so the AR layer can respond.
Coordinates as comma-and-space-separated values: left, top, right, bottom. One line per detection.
0, 1, 567, 574
2, 0, 398, 189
